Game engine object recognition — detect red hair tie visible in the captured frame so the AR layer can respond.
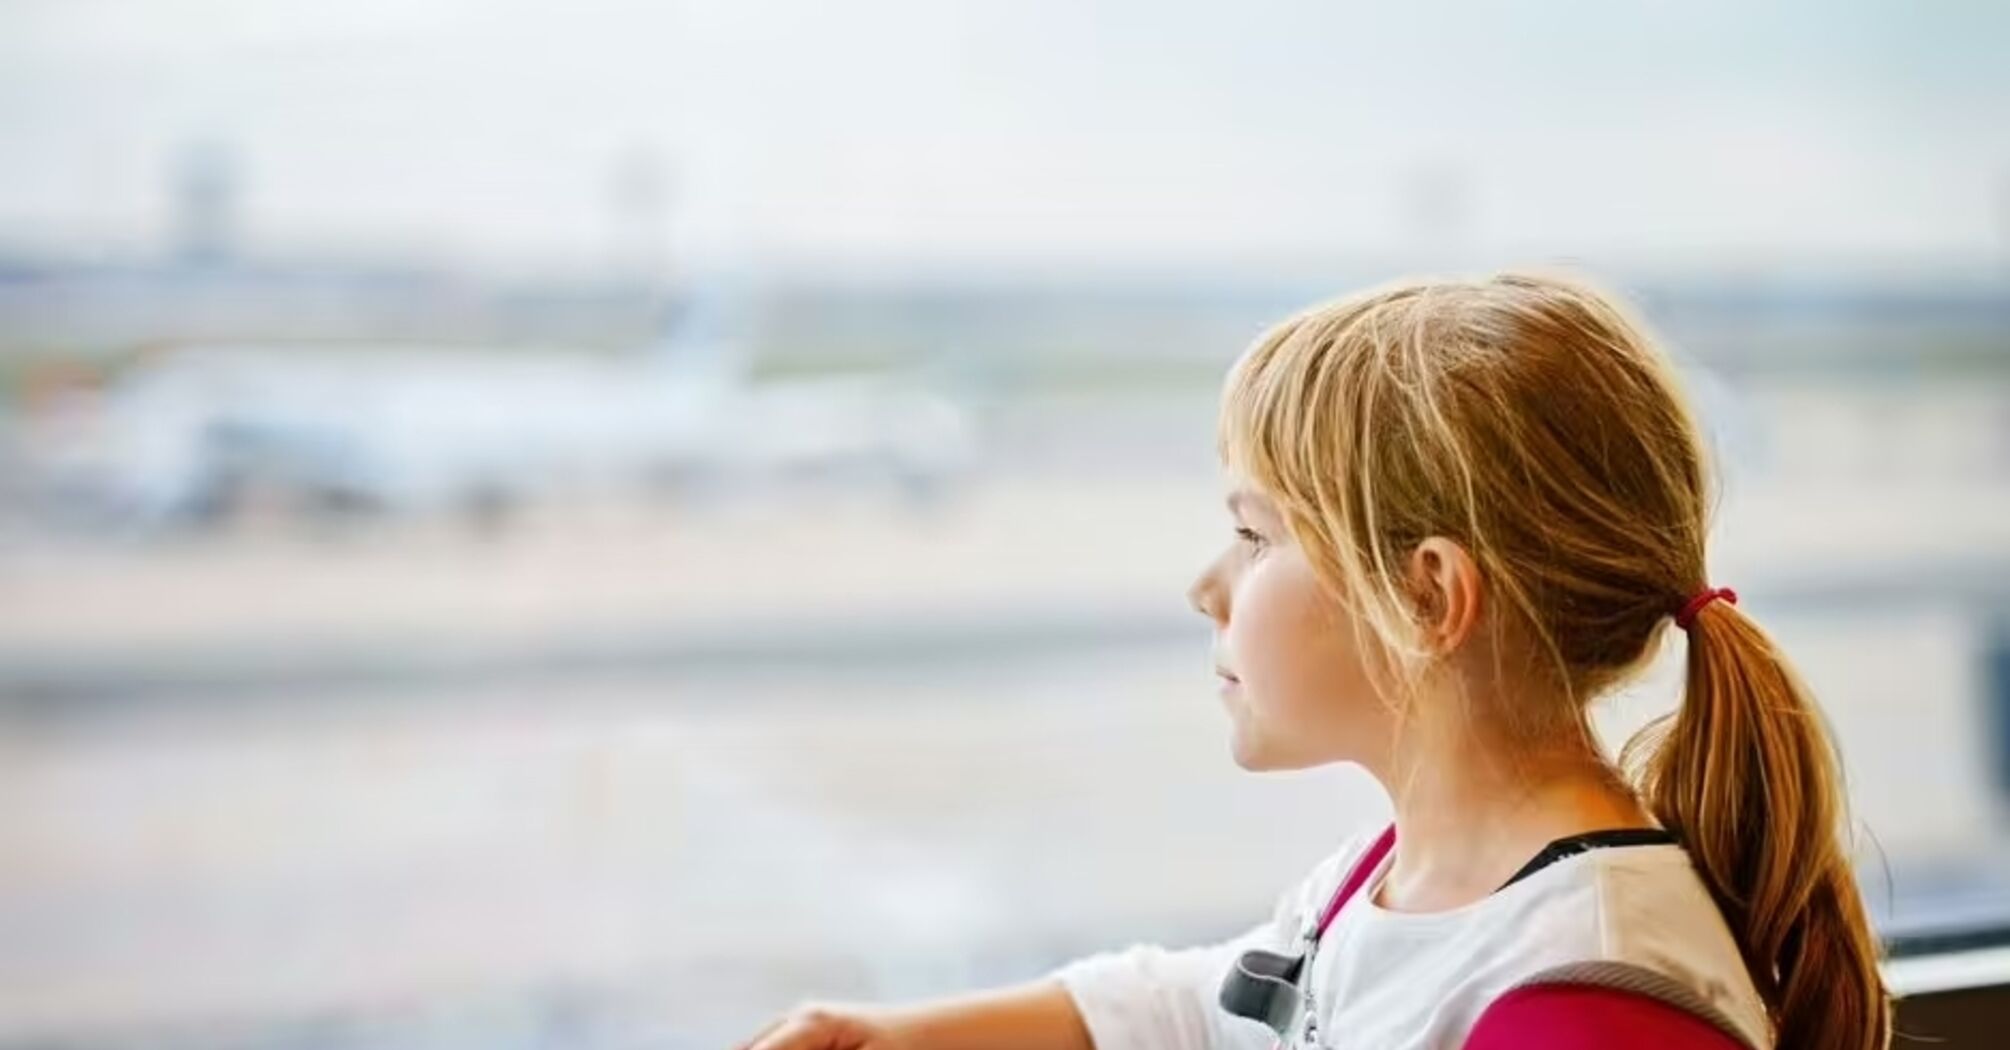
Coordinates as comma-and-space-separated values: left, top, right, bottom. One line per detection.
1674, 586, 1737, 630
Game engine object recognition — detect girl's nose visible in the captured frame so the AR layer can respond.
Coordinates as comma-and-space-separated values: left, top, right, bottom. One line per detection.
1188, 570, 1226, 625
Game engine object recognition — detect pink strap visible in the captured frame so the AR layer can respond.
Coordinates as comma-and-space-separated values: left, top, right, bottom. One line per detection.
1314, 823, 1396, 940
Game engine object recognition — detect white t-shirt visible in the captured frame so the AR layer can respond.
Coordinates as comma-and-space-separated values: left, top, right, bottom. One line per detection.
1051, 827, 1773, 1050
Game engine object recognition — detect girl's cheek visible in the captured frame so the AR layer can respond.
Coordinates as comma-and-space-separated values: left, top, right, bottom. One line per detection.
1226, 561, 1287, 685
1233, 550, 1341, 703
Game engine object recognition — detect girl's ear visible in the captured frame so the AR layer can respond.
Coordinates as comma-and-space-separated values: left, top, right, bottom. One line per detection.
1406, 537, 1483, 655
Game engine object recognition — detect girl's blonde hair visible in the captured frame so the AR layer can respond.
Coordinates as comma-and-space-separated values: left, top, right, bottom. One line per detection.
1220, 272, 1889, 1050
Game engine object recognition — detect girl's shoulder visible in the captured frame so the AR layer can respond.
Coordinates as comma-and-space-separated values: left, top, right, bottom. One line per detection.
1465, 844, 1772, 1048
1577, 847, 1770, 1031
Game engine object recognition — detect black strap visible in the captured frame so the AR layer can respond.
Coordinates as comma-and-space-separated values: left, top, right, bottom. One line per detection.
1497, 828, 1678, 891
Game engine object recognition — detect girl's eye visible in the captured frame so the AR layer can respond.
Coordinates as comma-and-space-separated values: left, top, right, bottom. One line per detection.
1235, 526, 1267, 549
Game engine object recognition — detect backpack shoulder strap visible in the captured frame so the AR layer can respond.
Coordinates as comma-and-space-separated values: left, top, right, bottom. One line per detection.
1464, 961, 1761, 1050
1313, 823, 1397, 938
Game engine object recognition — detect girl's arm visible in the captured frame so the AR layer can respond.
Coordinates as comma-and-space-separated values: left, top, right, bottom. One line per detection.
879, 979, 1098, 1050
1048, 830, 1383, 1050
739, 979, 1093, 1050
1047, 922, 1276, 1050
741, 834, 1373, 1050
741, 933, 1271, 1050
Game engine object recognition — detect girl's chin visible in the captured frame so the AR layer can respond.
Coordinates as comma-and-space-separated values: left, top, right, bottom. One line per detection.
1221, 691, 1303, 771
1226, 725, 1280, 771
1226, 719, 1327, 772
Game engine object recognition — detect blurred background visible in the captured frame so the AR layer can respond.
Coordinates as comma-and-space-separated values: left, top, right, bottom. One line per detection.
2, 1, 2009, 1047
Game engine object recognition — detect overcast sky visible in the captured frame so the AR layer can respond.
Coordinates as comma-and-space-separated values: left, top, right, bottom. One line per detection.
1, 0, 2006, 274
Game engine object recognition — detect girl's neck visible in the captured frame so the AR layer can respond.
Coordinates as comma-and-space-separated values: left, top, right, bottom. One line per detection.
1372, 741, 1654, 913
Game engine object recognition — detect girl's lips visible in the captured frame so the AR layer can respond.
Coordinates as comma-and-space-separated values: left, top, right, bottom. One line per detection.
1215, 668, 1241, 684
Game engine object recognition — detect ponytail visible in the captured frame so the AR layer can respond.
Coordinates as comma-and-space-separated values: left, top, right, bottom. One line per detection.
1622, 598, 1891, 1050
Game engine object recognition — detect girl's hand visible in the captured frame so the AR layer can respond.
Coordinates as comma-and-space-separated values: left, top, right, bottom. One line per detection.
736, 1002, 915, 1050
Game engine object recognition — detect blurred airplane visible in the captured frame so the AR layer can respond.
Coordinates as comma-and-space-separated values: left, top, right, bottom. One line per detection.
17, 288, 977, 531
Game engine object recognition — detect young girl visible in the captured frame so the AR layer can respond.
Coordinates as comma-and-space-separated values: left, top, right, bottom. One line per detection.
735, 273, 1891, 1050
